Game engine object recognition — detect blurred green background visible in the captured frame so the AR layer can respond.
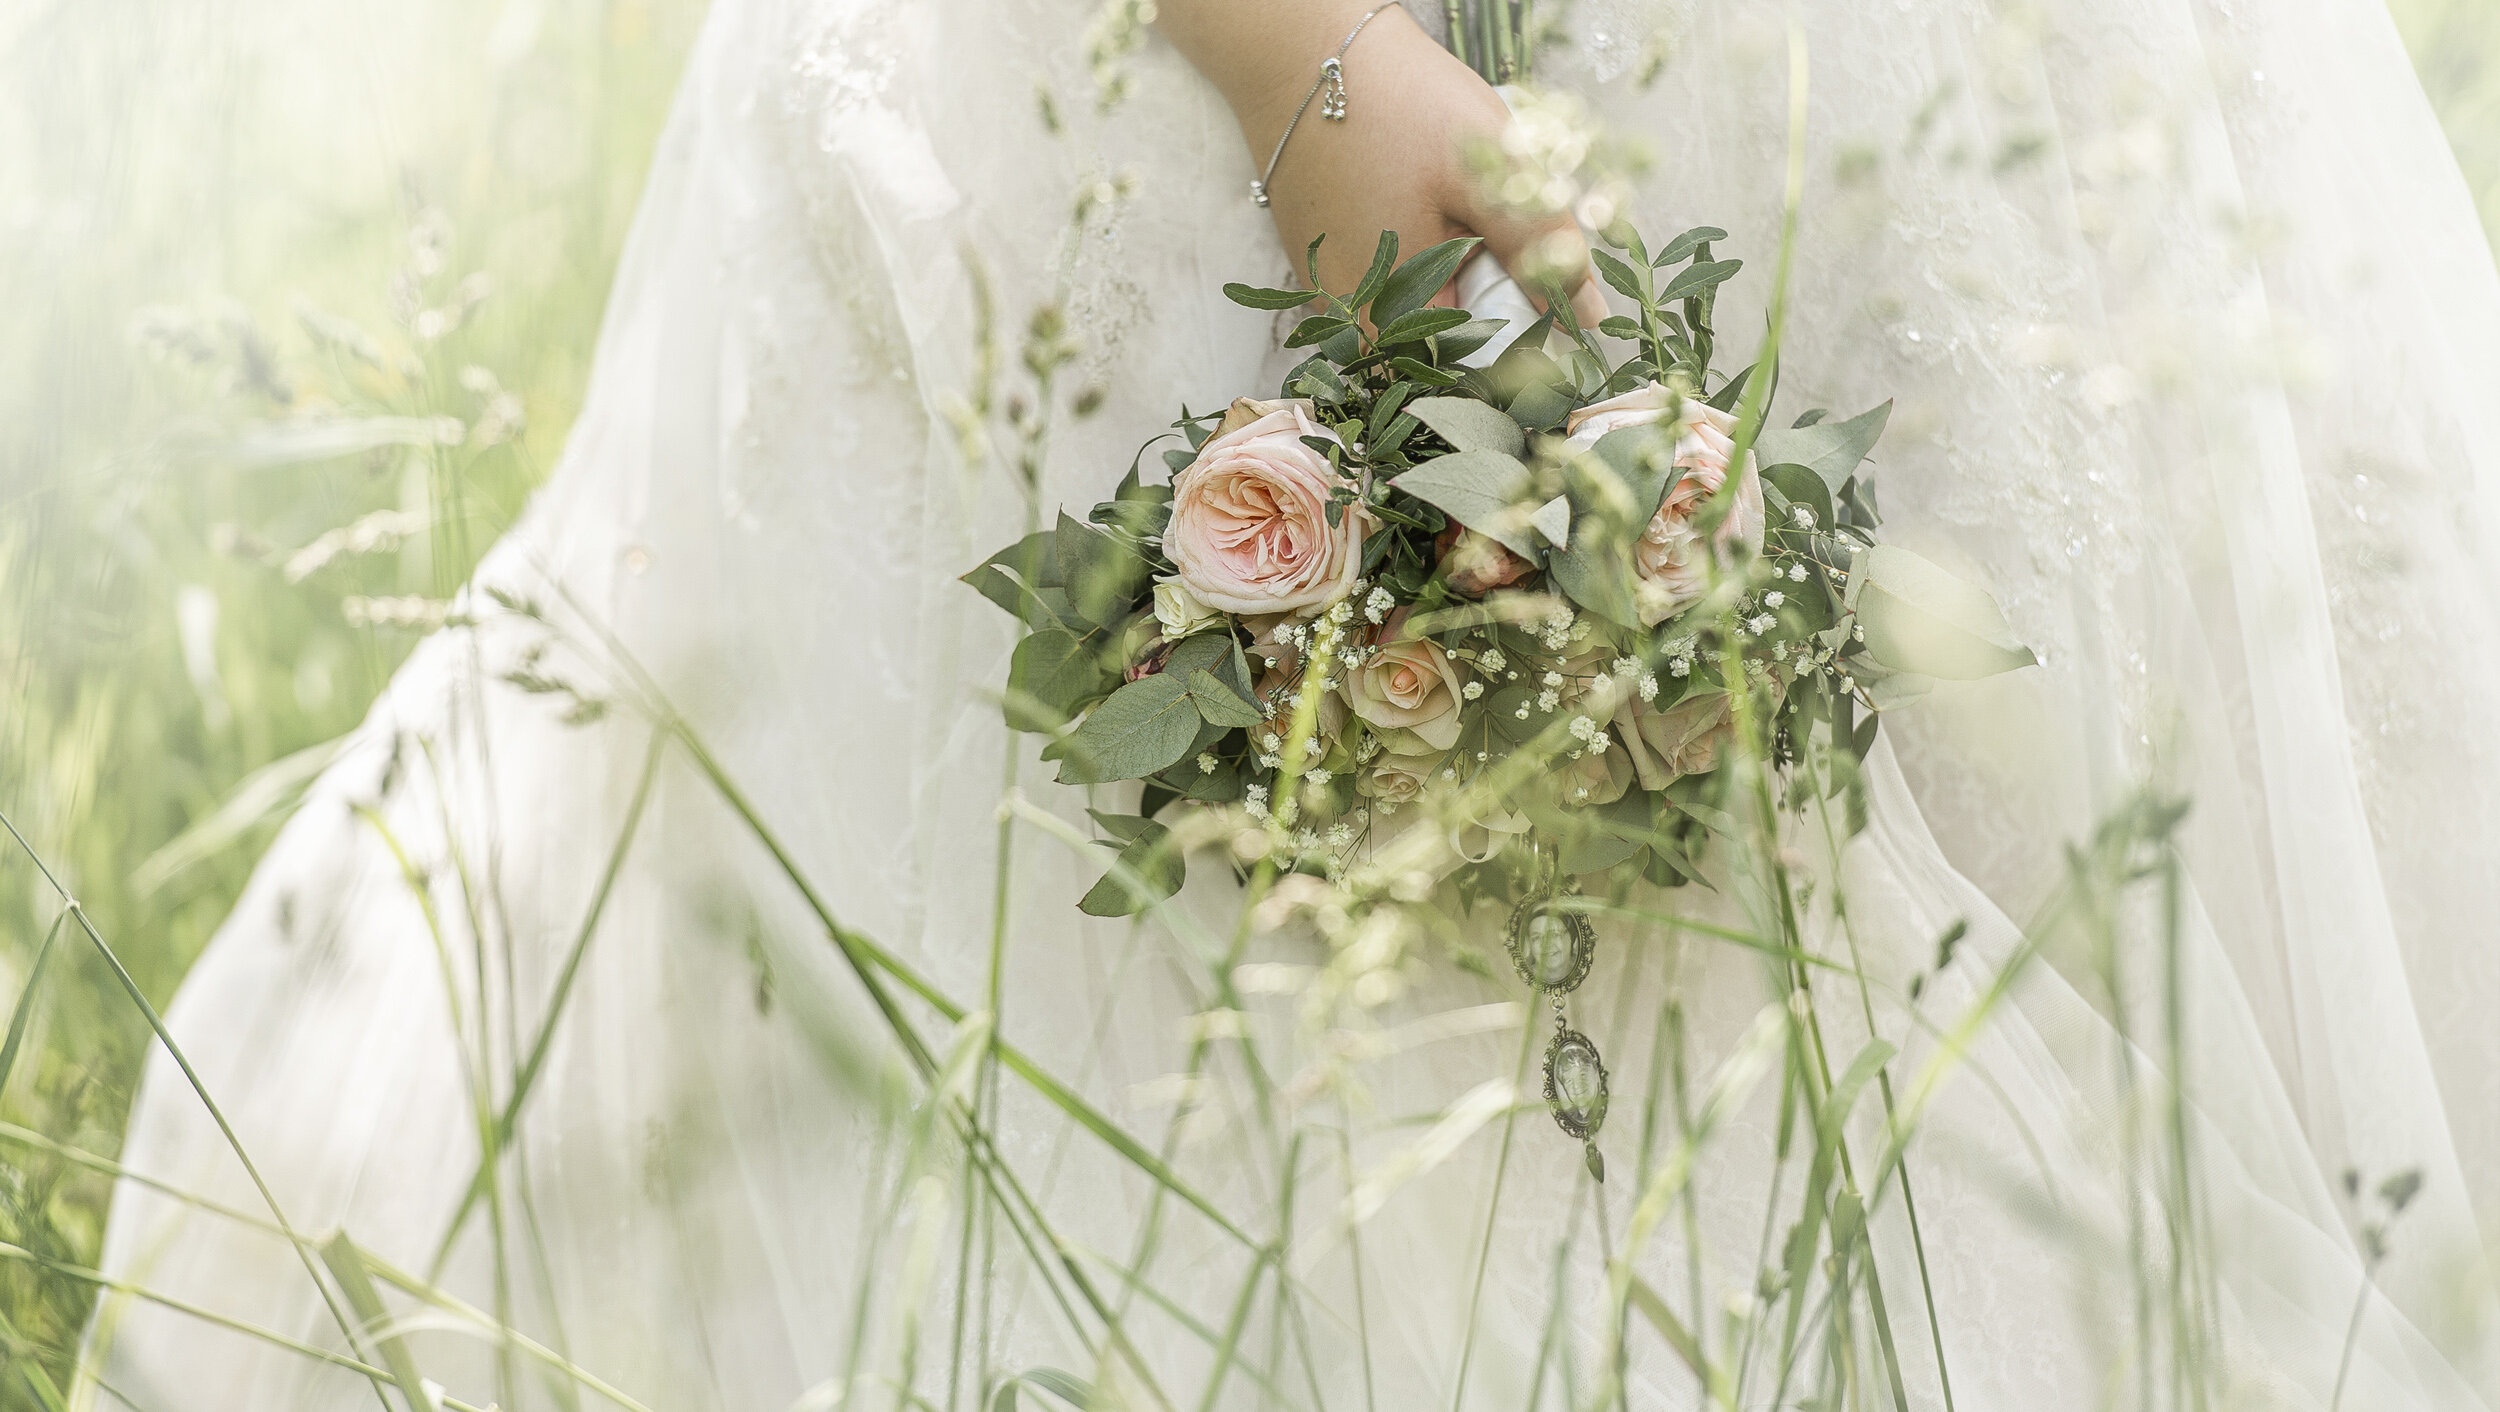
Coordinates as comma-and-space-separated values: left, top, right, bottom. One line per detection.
0, 0, 2491, 1395
0, 0, 709, 1383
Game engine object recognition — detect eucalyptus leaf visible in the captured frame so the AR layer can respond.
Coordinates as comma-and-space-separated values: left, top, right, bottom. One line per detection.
1407, 396, 1526, 458
1544, 542, 1638, 626
1762, 463, 1834, 540
1851, 544, 2036, 680
1185, 668, 1265, 729
1530, 494, 1573, 548
962, 529, 1073, 631
1054, 510, 1152, 628
1078, 821, 1186, 917
1585, 423, 1680, 527
1164, 631, 1250, 701
1752, 400, 1892, 493
1054, 673, 1201, 784
1560, 821, 1648, 875
1085, 808, 1157, 844
1006, 627, 1111, 733
1507, 379, 1575, 431
1389, 449, 1539, 559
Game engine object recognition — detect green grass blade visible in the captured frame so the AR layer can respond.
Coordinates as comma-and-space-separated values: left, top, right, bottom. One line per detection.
428, 726, 666, 1272
321, 1232, 439, 1412
0, 908, 67, 1096
0, 806, 394, 1410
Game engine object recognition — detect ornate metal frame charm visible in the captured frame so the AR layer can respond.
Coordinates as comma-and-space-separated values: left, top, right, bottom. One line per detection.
1506, 896, 1594, 994
1542, 1027, 1610, 1141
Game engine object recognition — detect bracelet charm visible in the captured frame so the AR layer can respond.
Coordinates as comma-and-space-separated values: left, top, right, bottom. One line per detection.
1251, 4, 1396, 207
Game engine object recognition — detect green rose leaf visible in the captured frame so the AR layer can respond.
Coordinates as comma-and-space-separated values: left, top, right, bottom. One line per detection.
1370, 236, 1482, 331
1077, 821, 1187, 918
1753, 400, 1892, 494
1406, 395, 1527, 458
1847, 544, 2036, 680
1054, 672, 1202, 784
1389, 448, 1539, 560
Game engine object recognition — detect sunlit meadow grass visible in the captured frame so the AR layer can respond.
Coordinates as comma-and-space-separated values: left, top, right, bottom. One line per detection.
0, 1, 2492, 1406
0, 0, 703, 1394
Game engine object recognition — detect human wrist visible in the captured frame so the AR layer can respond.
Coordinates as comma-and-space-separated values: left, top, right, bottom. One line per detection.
1220, 2, 1409, 160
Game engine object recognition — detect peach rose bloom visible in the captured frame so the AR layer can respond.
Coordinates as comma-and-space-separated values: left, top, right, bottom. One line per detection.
1563, 382, 1763, 625
1432, 522, 1534, 596
1614, 689, 1738, 791
1357, 751, 1440, 804
1165, 397, 1370, 614
1341, 635, 1467, 752
1556, 740, 1634, 807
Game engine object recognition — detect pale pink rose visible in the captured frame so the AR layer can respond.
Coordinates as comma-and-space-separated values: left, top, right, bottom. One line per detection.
1563, 382, 1763, 626
1557, 741, 1634, 807
1433, 522, 1535, 596
1614, 689, 1738, 791
1166, 397, 1370, 614
1357, 752, 1440, 804
1341, 635, 1468, 752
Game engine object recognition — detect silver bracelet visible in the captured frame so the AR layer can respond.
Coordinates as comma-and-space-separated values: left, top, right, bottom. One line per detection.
1250, 4, 1399, 208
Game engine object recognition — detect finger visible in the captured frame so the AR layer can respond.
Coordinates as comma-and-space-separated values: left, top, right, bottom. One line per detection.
1462, 192, 1611, 332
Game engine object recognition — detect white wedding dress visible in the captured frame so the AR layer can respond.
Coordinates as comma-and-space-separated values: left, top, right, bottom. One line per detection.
82, 1, 2500, 1409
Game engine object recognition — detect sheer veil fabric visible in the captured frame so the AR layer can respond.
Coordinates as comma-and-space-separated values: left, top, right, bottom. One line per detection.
83, 0, 2500, 1408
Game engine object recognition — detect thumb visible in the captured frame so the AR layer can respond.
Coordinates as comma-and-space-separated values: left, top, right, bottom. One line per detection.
1460, 190, 1611, 334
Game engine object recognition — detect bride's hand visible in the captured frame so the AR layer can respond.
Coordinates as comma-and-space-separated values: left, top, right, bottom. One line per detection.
1159, 1, 1608, 326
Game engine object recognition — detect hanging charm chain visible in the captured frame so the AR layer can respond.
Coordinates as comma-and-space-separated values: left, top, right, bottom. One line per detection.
1250, 4, 1398, 207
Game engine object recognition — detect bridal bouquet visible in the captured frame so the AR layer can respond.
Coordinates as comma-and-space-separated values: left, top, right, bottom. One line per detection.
965, 226, 2030, 1171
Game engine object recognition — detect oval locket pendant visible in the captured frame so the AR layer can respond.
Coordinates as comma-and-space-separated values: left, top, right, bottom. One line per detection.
1543, 1027, 1610, 1141
1506, 897, 1594, 994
